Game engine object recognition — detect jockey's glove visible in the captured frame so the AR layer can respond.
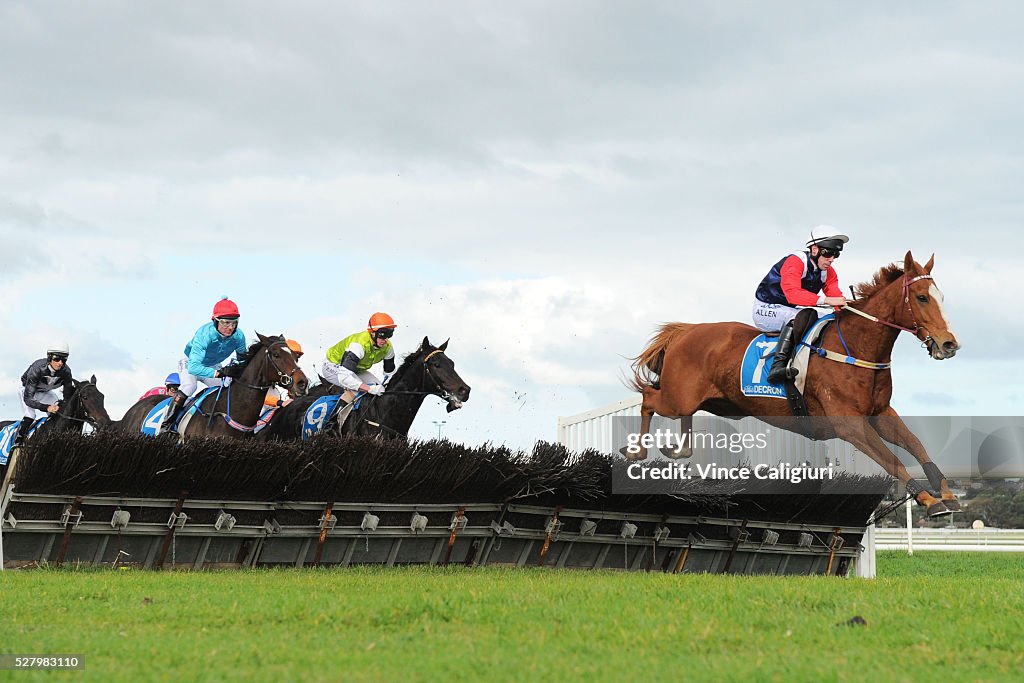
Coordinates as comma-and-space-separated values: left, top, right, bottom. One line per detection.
367, 385, 385, 396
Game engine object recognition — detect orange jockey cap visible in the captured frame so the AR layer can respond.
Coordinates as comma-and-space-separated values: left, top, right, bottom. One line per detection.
367, 312, 397, 332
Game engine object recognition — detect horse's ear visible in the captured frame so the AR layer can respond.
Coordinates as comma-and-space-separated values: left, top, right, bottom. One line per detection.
422, 336, 430, 349
924, 254, 934, 274
903, 250, 916, 273
90, 374, 97, 385
439, 338, 449, 351
256, 332, 267, 343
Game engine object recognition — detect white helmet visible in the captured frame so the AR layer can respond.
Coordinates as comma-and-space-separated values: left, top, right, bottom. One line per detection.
806, 224, 849, 249
47, 342, 70, 357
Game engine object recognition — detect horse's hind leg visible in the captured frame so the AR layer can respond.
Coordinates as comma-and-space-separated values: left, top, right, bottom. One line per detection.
621, 390, 657, 461
621, 386, 699, 461
870, 408, 960, 511
660, 416, 694, 459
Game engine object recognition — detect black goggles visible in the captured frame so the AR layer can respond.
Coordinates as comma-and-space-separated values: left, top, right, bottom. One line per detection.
374, 328, 395, 340
49, 354, 69, 363
818, 247, 841, 259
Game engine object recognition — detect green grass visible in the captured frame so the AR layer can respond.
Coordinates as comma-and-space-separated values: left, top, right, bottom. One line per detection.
2, 552, 1023, 682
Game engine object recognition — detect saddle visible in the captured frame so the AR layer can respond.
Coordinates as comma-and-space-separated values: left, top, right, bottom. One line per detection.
0, 417, 49, 466
741, 315, 835, 399
140, 387, 219, 436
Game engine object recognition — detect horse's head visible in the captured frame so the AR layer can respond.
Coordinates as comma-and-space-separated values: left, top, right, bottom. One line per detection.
244, 333, 309, 396
901, 250, 961, 360
419, 336, 471, 412
69, 375, 114, 428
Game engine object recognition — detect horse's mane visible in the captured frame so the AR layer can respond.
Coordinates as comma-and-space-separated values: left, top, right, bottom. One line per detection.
249, 335, 284, 356
388, 340, 434, 385
852, 262, 904, 301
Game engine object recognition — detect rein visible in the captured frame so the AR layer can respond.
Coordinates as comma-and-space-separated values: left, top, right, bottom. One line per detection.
212, 340, 300, 433
232, 341, 296, 392
56, 384, 103, 426
843, 273, 935, 344
802, 272, 935, 372
345, 348, 454, 436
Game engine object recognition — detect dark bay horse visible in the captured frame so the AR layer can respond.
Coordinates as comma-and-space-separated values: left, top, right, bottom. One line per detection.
1, 375, 113, 439
119, 333, 308, 440
261, 336, 471, 441
1, 376, 112, 479
629, 251, 962, 517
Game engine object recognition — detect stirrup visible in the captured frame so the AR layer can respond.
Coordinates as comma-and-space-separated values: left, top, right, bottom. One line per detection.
160, 408, 183, 432
767, 364, 798, 384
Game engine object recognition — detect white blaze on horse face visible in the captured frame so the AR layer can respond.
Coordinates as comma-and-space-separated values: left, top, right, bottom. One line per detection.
929, 283, 957, 338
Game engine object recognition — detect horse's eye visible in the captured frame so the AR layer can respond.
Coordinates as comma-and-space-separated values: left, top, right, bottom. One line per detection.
916, 294, 928, 303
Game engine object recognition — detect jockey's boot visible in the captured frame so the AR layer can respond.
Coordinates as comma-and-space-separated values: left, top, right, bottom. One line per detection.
767, 322, 800, 384
767, 308, 817, 384
12, 417, 34, 447
159, 390, 188, 434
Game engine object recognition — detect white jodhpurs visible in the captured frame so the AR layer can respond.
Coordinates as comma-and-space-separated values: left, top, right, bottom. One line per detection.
177, 356, 225, 396
321, 361, 379, 393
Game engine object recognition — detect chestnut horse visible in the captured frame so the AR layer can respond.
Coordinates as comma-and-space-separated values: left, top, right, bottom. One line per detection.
629, 251, 961, 517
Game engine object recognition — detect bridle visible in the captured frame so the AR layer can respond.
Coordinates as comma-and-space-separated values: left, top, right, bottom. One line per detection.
369, 349, 457, 400
420, 348, 460, 403
233, 340, 300, 391
346, 347, 462, 438
214, 340, 303, 433
841, 273, 935, 352
56, 382, 106, 427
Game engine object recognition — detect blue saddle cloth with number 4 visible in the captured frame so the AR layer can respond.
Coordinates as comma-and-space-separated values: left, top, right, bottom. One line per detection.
740, 314, 834, 399
140, 387, 218, 436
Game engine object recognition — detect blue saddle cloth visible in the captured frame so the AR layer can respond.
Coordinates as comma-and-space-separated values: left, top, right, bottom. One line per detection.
0, 416, 49, 465
140, 387, 218, 436
302, 395, 343, 441
301, 393, 366, 441
740, 314, 834, 399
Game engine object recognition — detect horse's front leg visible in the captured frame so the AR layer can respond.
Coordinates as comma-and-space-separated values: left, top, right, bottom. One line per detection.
870, 407, 959, 511
832, 417, 951, 517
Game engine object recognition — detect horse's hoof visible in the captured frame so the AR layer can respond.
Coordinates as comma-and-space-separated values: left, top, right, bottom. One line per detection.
926, 501, 951, 518
619, 447, 647, 461
660, 446, 692, 459
941, 498, 962, 512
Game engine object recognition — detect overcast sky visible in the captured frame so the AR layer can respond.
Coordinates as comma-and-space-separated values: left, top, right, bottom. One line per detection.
1, 1, 1021, 448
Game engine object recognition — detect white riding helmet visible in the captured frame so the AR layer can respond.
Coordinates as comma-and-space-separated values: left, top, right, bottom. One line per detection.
47, 342, 70, 356
806, 225, 850, 249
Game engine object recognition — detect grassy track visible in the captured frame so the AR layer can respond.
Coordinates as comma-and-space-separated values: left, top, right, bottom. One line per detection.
2, 552, 1022, 682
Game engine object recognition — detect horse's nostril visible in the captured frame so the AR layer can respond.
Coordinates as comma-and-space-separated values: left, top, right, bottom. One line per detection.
943, 341, 959, 351
460, 386, 471, 401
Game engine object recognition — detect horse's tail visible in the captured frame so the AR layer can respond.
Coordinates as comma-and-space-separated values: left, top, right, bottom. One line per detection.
629, 323, 696, 392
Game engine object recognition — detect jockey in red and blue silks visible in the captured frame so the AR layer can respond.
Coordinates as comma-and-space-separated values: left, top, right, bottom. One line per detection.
753, 226, 849, 384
